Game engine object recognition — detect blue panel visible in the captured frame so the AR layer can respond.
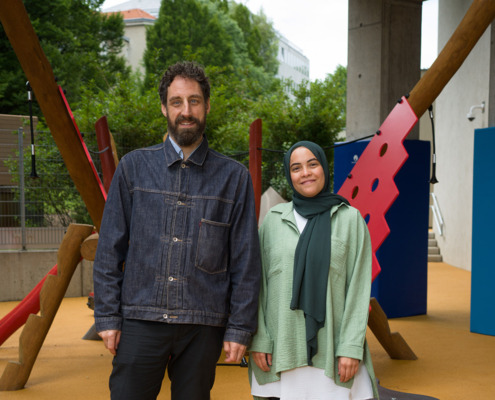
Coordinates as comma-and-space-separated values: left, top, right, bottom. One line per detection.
471, 127, 495, 336
334, 140, 430, 318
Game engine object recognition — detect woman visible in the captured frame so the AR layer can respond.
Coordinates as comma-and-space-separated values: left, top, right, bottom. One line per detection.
249, 141, 378, 400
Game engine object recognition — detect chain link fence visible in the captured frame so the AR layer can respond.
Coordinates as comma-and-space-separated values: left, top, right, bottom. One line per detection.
0, 127, 101, 250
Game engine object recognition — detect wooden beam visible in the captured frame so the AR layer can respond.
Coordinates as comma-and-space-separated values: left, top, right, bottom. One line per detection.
368, 298, 417, 360
408, 0, 495, 118
0, 224, 94, 391
0, 1, 106, 230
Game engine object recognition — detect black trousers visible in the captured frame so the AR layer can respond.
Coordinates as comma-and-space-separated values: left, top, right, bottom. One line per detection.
109, 319, 225, 400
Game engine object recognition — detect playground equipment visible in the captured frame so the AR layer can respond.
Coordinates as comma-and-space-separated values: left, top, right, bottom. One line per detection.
1, 0, 495, 390
0, 224, 94, 391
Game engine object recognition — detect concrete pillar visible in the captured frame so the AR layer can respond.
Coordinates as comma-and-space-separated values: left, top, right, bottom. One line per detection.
347, 0, 424, 140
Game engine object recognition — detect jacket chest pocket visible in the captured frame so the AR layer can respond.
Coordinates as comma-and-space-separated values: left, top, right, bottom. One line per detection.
195, 218, 231, 274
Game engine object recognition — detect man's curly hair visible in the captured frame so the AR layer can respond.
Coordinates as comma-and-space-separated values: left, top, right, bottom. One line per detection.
158, 61, 210, 105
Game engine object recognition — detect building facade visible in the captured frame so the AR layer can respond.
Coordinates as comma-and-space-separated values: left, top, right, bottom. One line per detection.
103, 1, 310, 85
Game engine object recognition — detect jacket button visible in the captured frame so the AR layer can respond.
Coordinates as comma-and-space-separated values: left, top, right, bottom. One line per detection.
181, 163, 186, 168
163, 314, 168, 319
168, 276, 174, 281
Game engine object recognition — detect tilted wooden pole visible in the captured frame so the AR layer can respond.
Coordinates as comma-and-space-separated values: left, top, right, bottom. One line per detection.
0, 224, 94, 391
408, 0, 495, 118
0, 0, 106, 230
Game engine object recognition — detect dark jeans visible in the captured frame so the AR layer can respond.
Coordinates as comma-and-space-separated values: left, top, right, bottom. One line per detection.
109, 319, 225, 400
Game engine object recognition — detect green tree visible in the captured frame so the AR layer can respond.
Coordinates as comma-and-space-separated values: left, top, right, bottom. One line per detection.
143, 0, 236, 87
143, 0, 279, 89
75, 72, 164, 156
5, 128, 94, 227
230, 3, 279, 75
257, 66, 348, 198
0, 0, 129, 115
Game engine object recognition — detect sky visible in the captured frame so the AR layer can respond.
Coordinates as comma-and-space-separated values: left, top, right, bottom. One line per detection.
102, 0, 438, 82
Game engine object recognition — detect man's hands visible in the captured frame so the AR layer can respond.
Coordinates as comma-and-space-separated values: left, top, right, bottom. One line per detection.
98, 329, 121, 355
223, 341, 247, 363
338, 356, 359, 383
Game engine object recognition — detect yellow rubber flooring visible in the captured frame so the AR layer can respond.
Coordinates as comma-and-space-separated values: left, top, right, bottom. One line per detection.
0, 262, 494, 399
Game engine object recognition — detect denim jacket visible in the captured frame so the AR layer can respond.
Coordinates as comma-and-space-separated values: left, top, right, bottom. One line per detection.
93, 136, 261, 346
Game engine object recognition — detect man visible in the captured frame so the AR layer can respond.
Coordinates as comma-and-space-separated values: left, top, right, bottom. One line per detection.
93, 61, 261, 400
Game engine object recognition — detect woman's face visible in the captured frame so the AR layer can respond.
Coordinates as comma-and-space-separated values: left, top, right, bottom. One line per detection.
289, 147, 325, 198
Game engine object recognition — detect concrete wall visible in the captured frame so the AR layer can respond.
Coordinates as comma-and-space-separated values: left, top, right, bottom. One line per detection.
347, 0, 423, 140
0, 250, 93, 301
433, 0, 491, 271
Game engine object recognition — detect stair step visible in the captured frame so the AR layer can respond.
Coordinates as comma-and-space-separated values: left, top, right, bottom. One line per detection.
428, 247, 440, 255
428, 231, 442, 262
428, 254, 443, 262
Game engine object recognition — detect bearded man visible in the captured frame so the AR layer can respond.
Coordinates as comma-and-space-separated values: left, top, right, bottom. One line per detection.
93, 61, 261, 400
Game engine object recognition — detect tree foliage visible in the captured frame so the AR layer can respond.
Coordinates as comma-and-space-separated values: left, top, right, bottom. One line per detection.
0, 0, 129, 115
256, 66, 348, 198
229, 4, 279, 76
5, 0, 348, 227
143, 0, 278, 89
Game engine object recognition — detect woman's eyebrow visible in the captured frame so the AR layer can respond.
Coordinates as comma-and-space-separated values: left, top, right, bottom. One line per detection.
290, 158, 319, 168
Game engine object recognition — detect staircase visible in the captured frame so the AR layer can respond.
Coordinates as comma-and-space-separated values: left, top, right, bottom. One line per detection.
428, 231, 442, 262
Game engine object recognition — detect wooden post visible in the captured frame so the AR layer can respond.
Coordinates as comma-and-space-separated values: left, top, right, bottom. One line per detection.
95, 116, 119, 194
0, 1, 106, 231
0, 224, 94, 391
249, 119, 262, 222
408, 0, 495, 118
368, 298, 417, 360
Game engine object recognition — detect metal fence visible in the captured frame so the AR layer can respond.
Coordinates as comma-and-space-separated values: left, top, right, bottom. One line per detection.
0, 127, 98, 250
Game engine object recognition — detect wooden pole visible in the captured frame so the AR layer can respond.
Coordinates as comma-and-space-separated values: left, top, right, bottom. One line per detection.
95, 116, 119, 194
0, 224, 94, 391
408, 0, 495, 118
0, 1, 106, 231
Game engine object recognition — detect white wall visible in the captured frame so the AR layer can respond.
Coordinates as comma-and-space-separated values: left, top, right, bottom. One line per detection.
434, 0, 490, 271
123, 21, 154, 74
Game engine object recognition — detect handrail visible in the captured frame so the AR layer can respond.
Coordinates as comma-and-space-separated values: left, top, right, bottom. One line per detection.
430, 193, 444, 236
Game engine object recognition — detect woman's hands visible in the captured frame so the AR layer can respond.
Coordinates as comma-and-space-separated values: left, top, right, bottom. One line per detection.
338, 356, 359, 382
251, 351, 273, 372
251, 352, 359, 382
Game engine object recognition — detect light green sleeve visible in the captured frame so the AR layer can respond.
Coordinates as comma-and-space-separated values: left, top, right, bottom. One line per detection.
249, 221, 273, 354
336, 208, 372, 360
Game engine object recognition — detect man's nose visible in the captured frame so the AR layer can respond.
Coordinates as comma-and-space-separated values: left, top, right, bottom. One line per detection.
182, 101, 192, 116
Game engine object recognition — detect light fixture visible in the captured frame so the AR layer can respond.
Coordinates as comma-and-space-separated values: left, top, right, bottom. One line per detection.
467, 101, 485, 121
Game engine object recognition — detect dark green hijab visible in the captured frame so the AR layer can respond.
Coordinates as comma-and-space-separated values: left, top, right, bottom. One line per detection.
283, 141, 349, 365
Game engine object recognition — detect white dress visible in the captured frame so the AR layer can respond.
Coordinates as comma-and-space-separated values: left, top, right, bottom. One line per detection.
250, 210, 374, 400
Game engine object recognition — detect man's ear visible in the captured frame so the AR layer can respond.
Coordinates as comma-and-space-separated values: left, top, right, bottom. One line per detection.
161, 104, 168, 117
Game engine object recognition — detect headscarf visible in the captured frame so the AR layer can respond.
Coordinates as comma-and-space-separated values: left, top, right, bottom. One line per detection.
283, 141, 349, 365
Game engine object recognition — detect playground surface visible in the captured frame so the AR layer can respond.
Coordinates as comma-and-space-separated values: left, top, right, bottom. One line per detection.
0, 262, 494, 400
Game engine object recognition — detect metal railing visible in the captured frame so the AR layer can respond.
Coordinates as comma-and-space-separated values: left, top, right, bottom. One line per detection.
0, 127, 93, 250
430, 192, 444, 236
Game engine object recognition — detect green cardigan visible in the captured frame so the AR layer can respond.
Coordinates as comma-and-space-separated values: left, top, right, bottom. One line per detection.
249, 202, 379, 399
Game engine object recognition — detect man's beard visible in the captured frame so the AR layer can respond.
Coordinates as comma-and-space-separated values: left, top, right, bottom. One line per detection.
167, 113, 206, 147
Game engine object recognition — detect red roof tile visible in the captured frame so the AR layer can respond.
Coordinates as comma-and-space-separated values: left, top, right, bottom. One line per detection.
105, 8, 156, 21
